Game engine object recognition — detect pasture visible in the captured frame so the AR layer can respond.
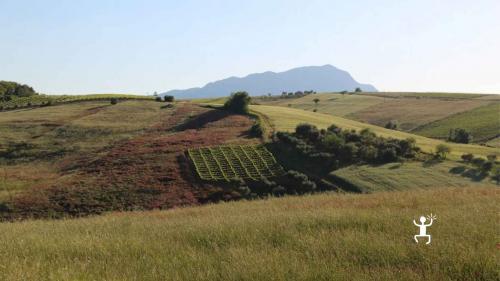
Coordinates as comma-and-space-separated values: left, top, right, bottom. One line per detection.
413, 103, 500, 143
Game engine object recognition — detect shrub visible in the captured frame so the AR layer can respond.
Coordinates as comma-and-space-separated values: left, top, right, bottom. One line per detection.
155, 97, 162, 102
295, 123, 320, 141
461, 153, 474, 162
491, 165, 500, 184
224, 91, 251, 114
354, 87, 362, 92
384, 120, 398, 130
471, 157, 486, 167
487, 154, 497, 162
435, 144, 451, 160
481, 161, 493, 173
110, 98, 118, 105
249, 122, 263, 138
163, 95, 174, 102
448, 128, 473, 144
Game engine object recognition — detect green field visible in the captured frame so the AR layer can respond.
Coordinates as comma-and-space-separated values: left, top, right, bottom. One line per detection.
413, 103, 500, 143
0, 187, 497, 281
250, 105, 499, 159
330, 161, 496, 193
0, 94, 153, 110
189, 145, 284, 181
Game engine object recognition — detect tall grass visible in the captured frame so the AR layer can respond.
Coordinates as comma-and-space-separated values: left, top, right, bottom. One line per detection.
0, 187, 497, 280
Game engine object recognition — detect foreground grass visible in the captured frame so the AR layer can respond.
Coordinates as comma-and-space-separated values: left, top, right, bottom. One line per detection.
250, 105, 498, 159
0, 187, 497, 281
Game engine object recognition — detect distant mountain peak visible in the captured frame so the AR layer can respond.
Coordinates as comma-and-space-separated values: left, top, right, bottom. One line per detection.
162, 65, 377, 98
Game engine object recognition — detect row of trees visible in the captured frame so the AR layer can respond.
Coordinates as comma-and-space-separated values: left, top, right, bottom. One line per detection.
0, 81, 37, 101
275, 123, 420, 171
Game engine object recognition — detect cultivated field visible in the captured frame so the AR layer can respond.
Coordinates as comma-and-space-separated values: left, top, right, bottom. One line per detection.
189, 145, 284, 181
250, 105, 499, 159
0, 187, 497, 281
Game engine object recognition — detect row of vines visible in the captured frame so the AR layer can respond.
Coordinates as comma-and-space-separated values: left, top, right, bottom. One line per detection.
188, 145, 285, 181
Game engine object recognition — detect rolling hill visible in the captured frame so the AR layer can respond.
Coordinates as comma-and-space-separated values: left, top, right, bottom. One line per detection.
249, 105, 499, 159
162, 65, 377, 99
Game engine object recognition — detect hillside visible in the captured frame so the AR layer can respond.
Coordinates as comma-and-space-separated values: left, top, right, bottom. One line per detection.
249, 105, 499, 159
162, 65, 377, 99
254, 92, 500, 146
0, 187, 497, 280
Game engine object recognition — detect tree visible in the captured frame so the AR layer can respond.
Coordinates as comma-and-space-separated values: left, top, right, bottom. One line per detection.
313, 98, 320, 105
224, 91, 251, 114
110, 98, 118, 105
435, 144, 451, 160
354, 87, 362, 93
448, 128, 473, 144
163, 95, 174, 102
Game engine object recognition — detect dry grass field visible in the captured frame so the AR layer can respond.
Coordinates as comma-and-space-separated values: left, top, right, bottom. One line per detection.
0, 187, 497, 281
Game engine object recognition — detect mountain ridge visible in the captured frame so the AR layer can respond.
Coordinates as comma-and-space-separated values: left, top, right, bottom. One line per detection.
162, 65, 377, 98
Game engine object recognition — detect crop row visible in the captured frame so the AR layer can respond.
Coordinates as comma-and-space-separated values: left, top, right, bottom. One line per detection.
188, 145, 285, 181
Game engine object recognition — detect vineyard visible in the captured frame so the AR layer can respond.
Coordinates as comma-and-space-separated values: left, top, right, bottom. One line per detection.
0, 94, 153, 110
188, 145, 285, 181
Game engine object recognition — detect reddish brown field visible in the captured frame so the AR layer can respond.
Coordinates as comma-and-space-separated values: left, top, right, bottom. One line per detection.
1, 103, 259, 220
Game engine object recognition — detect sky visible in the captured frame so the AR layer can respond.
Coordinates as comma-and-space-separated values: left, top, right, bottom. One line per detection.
1, 0, 499, 94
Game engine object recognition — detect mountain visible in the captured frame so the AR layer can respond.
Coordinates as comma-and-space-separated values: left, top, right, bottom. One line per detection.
161, 65, 377, 99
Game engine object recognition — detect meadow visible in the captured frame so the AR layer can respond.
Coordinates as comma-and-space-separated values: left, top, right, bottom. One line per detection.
0, 187, 497, 281
330, 161, 496, 193
413, 103, 500, 142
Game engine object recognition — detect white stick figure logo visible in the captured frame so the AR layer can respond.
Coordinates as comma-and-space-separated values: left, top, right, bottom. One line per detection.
413, 213, 436, 244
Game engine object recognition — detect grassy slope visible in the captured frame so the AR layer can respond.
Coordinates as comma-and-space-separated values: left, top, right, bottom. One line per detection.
331, 161, 496, 193
412, 103, 500, 143
0, 187, 497, 281
250, 105, 499, 159
0, 100, 166, 199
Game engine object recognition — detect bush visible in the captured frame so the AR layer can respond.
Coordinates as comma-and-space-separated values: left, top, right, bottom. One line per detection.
155, 97, 162, 102
487, 154, 497, 162
249, 122, 263, 138
435, 144, 451, 160
448, 128, 473, 144
110, 98, 118, 105
163, 95, 174, 102
224, 91, 251, 114
384, 120, 398, 130
295, 123, 320, 142
461, 153, 474, 162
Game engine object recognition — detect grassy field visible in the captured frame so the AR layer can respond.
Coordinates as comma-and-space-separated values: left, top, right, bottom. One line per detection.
250, 105, 499, 159
259, 93, 385, 117
330, 161, 496, 193
0, 186, 497, 281
0, 93, 153, 110
413, 103, 500, 143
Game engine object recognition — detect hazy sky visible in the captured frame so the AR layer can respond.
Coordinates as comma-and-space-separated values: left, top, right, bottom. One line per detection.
1, 0, 499, 94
